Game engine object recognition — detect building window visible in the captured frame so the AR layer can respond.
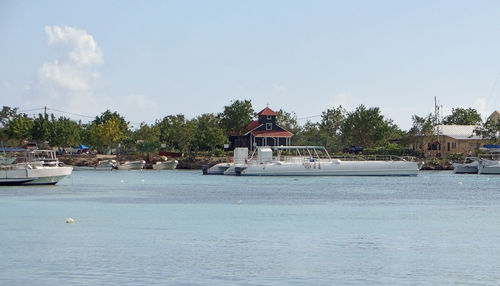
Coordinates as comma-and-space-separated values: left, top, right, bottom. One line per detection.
266, 123, 272, 130
267, 115, 272, 120
452, 142, 456, 149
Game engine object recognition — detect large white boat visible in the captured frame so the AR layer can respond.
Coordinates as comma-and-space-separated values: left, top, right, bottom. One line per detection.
478, 159, 500, 175
453, 157, 479, 174
232, 146, 421, 176
0, 149, 73, 185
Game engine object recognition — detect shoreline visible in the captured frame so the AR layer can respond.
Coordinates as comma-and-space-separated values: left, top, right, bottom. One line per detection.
58, 154, 454, 171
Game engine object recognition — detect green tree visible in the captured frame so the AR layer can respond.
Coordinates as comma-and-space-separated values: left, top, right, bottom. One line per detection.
100, 116, 126, 152
293, 121, 322, 146
157, 114, 195, 154
407, 113, 435, 153
31, 113, 53, 144
276, 109, 300, 134
50, 117, 83, 147
220, 99, 254, 136
0, 106, 18, 144
83, 110, 130, 153
81, 122, 104, 151
6, 114, 33, 144
0, 106, 18, 128
341, 105, 399, 148
443, 107, 482, 125
192, 113, 226, 153
133, 123, 160, 156
320, 106, 346, 151
475, 118, 500, 144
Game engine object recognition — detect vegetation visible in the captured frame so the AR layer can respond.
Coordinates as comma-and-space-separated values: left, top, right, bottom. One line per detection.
0, 103, 489, 159
443, 107, 482, 125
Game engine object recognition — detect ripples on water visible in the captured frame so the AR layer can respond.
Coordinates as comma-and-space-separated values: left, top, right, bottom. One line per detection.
1, 171, 500, 285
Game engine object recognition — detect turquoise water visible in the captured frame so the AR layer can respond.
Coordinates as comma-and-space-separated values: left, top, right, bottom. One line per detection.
1, 170, 500, 285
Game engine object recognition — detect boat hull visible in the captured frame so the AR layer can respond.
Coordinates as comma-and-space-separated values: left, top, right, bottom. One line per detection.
0, 166, 73, 185
152, 160, 178, 170
117, 160, 145, 170
237, 160, 420, 176
478, 159, 500, 175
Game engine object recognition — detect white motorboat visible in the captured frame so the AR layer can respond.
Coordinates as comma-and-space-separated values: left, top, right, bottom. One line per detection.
233, 146, 421, 176
203, 148, 249, 175
478, 159, 500, 175
152, 160, 178, 170
0, 149, 73, 185
73, 160, 117, 171
453, 157, 479, 174
203, 162, 231, 175
117, 160, 145, 170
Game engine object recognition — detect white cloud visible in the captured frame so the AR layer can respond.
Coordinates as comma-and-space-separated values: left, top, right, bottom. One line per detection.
26, 25, 161, 124
44, 26, 103, 66
26, 25, 103, 116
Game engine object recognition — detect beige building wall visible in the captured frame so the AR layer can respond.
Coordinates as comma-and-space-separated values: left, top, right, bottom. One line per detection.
438, 135, 482, 156
488, 110, 500, 122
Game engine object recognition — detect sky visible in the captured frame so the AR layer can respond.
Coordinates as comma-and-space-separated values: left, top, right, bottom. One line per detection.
1, 0, 500, 130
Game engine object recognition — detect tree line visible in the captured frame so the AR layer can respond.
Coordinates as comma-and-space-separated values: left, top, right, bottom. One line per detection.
0, 102, 497, 157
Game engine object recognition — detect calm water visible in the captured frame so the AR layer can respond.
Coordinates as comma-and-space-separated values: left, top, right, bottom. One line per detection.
1, 170, 500, 285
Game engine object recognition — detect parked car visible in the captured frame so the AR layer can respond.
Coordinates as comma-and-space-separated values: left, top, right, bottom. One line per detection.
343, 145, 364, 154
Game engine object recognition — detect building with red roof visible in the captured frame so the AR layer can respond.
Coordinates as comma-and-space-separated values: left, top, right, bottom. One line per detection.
229, 107, 293, 150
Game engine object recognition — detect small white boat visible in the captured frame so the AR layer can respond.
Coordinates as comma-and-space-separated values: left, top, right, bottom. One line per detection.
233, 146, 421, 176
203, 148, 249, 175
453, 157, 479, 174
117, 160, 145, 170
0, 149, 73, 185
73, 160, 117, 171
152, 160, 178, 170
203, 162, 231, 175
478, 159, 500, 175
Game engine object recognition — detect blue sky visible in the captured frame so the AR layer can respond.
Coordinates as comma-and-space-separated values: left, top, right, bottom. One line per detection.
1, 0, 499, 129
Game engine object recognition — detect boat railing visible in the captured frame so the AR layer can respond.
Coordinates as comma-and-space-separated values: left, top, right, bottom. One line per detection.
329, 155, 415, 161
280, 154, 415, 162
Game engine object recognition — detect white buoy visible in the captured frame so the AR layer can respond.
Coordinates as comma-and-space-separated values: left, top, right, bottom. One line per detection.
141, 179, 145, 182
120, 179, 124, 183
66, 217, 75, 224
458, 181, 463, 185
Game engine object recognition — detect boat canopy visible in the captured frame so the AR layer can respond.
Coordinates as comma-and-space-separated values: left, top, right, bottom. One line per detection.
0, 147, 25, 152
79, 144, 89, 150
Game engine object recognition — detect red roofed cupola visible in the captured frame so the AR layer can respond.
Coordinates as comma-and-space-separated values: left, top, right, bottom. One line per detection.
229, 106, 293, 150
257, 107, 278, 116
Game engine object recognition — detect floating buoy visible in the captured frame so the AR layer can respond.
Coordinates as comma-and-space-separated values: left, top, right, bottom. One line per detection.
66, 217, 75, 224
458, 181, 463, 185
141, 179, 145, 182
120, 180, 124, 183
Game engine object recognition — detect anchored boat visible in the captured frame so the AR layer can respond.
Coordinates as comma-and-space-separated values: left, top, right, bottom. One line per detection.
206, 146, 421, 176
117, 160, 146, 170
0, 149, 73, 185
453, 157, 479, 174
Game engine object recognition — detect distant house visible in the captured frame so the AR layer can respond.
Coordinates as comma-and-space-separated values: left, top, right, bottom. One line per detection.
229, 107, 293, 150
487, 110, 500, 122
433, 125, 483, 156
